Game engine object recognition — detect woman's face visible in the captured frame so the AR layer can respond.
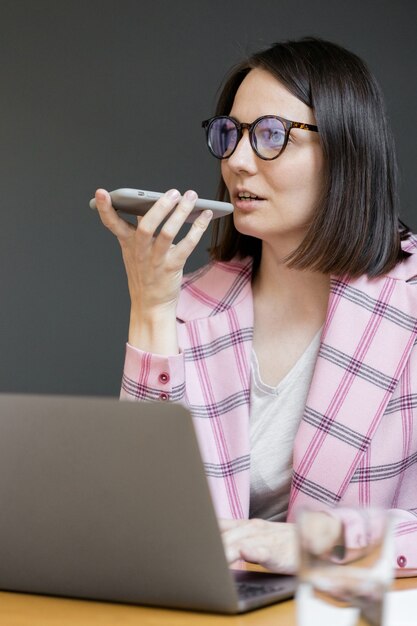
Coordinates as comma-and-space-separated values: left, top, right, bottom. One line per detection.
221, 68, 325, 257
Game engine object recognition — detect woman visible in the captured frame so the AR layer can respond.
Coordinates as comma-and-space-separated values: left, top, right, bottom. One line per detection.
94, 37, 417, 576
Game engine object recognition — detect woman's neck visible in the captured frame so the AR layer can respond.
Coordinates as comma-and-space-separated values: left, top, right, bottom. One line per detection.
252, 244, 330, 315
251, 245, 330, 386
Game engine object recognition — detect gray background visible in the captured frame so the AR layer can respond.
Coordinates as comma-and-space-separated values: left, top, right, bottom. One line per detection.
0, 0, 415, 397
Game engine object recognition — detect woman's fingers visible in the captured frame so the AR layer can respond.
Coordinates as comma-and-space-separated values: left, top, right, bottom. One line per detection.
93, 186, 212, 315
135, 189, 182, 249
136, 189, 213, 267
95, 187, 212, 268
144, 189, 212, 261
94, 189, 135, 240
173, 209, 213, 265
219, 519, 298, 574
150, 190, 197, 256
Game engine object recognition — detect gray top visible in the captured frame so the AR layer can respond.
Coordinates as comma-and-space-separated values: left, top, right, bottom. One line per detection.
249, 329, 322, 522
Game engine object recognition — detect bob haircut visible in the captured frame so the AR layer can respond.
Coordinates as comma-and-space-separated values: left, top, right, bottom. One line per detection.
209, 37, 410, 278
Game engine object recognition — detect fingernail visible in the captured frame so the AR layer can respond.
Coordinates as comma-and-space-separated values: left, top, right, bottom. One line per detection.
185, 190, 197, 201
94, 190, 107, 207
201, 210, 213, 222
167, 189, 180, 199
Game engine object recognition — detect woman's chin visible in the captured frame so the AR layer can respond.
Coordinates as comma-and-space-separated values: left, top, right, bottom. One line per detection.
233, 213, 264, 239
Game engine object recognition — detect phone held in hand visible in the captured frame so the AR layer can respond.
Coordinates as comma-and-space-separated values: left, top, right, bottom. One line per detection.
89, 188, 234, 222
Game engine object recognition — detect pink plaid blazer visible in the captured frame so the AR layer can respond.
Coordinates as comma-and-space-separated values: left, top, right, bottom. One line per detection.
121, 235, 417, 575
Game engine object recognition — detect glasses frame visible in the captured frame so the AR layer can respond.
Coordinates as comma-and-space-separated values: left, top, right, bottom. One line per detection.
202, 114, 319, 161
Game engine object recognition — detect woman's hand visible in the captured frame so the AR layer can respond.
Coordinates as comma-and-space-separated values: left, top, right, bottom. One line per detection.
219, 518, 299, 574
220, 514, 343, 574
94, 188, 212, 353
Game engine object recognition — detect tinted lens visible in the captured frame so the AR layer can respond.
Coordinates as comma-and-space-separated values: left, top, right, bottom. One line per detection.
253, 117, 286, 159
208, 117, 238, 158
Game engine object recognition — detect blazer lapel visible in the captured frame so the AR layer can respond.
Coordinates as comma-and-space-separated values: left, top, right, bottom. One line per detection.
288, 263, 417, 519
177, 258, 253, 322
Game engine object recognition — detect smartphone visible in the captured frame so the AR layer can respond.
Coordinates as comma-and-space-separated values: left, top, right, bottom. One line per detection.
89, 188, 233, 222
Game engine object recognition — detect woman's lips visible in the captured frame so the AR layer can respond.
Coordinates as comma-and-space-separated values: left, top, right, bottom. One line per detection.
234, 195, 265, 210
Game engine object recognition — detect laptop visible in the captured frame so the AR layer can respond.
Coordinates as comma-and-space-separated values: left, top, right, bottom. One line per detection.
0, 393, 296, 613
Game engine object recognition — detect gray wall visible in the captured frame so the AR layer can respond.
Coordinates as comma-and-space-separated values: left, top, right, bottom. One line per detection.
0, 0, 416, 397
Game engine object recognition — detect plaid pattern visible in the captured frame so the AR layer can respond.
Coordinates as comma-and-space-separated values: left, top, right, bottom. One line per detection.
122, 237, 417, 573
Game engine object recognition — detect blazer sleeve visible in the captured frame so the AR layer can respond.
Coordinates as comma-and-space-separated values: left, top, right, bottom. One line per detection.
391, 511, 417, 577
120, 343, 186, 403
328, 507, 417, 578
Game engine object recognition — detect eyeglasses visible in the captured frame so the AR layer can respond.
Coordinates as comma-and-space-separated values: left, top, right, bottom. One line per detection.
201, 115, 318, 161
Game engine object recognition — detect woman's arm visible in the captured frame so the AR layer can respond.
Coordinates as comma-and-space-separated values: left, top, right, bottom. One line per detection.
120, 343, 186, 403
219, 509, 417, 578
94, 188, 212, 356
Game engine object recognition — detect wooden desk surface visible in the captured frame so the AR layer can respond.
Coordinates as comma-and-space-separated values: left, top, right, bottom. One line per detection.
1, 578, 416, 626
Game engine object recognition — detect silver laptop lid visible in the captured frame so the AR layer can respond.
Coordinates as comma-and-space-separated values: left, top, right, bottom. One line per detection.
0, 394, 240, 612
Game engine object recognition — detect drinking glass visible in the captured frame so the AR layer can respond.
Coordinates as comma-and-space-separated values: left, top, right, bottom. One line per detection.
296, 507, 395, 626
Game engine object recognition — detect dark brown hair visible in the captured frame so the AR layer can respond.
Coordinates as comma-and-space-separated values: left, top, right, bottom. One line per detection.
209, 37, 410, 277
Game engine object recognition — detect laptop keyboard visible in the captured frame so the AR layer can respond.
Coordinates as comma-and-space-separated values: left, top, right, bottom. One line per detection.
233, 569, 292, 600
236, 580, 287, 599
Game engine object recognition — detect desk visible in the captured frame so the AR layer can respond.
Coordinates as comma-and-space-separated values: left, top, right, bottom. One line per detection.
1, 578, 416, 626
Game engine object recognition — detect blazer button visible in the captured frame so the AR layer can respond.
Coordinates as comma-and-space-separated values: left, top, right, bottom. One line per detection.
158, 372, 170, 384
159, 392, 169, 401
397, 555, 407, 568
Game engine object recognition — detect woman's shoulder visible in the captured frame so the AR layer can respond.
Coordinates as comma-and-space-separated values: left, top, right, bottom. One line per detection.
177, 256, 253, 321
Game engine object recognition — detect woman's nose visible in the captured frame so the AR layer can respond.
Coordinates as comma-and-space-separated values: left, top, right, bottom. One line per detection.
226, 129, 257, 173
